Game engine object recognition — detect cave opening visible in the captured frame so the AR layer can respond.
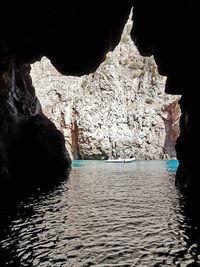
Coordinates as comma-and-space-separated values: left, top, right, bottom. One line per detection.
30, 17, 181, 162
1, 1, 195, 198
1, 2, 200, 266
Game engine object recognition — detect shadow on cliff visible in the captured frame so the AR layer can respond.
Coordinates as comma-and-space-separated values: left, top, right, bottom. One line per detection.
162, 99, 180, 158
0, 114, 71, 209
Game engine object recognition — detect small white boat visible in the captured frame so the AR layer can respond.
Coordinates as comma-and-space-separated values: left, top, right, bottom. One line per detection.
105, 157, 135, 163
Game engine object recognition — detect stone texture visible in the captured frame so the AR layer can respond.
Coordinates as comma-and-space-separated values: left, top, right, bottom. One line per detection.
0, 2, 133, 196
0, 61, 71, 197
0, 1, 198, 192
31, 20, 180, 160
131, 1, 200, 191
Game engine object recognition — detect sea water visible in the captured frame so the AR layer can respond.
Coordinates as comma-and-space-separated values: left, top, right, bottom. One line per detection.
1, 160, 200, 266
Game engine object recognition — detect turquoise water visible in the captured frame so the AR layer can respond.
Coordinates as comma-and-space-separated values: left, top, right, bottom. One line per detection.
72, 159, 179, 171
1, 160, 200, 266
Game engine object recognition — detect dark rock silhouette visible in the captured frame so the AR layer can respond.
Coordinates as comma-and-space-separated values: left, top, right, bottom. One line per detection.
0, 1, 198, 195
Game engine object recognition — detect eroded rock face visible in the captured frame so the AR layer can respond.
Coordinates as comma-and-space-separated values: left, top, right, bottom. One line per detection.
131, 1, 198, 190
31, 21, 180, 160
0, 62, 71, 195
0, 1, 197, 192
0, 3, 132, 195
162, 99, 181, 158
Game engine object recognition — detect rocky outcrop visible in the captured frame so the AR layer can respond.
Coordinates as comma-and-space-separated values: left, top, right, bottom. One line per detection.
31, 21, 180, 160
0, 61, 71, 195
0, 1, 198, 192
131, 1, 199, 191
175, 96, 198, 192
162, 99, 181, 158
0, 3, 132, 195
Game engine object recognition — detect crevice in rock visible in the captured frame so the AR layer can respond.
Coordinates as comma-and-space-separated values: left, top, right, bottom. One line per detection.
71, 110, 80, 160
162, 99, 181, 158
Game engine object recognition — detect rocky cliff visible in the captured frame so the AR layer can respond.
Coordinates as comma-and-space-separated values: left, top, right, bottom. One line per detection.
31, 20, 180, 160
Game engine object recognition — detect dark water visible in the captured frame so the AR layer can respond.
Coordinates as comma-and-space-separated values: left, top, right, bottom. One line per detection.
1, 160, 200, 266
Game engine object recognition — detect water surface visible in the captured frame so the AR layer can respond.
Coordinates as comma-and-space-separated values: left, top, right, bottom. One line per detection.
1, 160, 200, 266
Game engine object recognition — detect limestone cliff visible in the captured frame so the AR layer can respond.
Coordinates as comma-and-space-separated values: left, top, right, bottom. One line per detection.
31, 20, 180, 160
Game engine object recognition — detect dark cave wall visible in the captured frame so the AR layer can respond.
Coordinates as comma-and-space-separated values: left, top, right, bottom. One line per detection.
175, 95, 198, 191
0, 2, 133, 193
0, 1, 198, 192
0, 60, 71, 191
131, 1, 198, 95
1, 2, 133, 75
131, 1, 198, 190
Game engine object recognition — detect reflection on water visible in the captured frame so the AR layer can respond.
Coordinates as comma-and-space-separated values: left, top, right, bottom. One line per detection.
165, 160, 179, 173
1, 160, 200, 266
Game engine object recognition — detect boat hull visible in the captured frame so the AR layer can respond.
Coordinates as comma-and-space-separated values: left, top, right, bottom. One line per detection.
105, 158, 135, 163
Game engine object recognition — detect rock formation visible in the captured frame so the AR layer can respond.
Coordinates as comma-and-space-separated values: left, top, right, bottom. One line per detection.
0, 62, 71, 197
131, 1, 199, 191
0, 2, 132, 196
31, 21, 180, 160
0, 1, 198, 192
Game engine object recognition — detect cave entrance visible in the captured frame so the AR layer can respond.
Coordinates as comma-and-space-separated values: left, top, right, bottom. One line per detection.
31, 18, 180, 161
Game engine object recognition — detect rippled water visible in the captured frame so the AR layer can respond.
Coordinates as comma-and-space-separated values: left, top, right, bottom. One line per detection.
1, 160, 200, 266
